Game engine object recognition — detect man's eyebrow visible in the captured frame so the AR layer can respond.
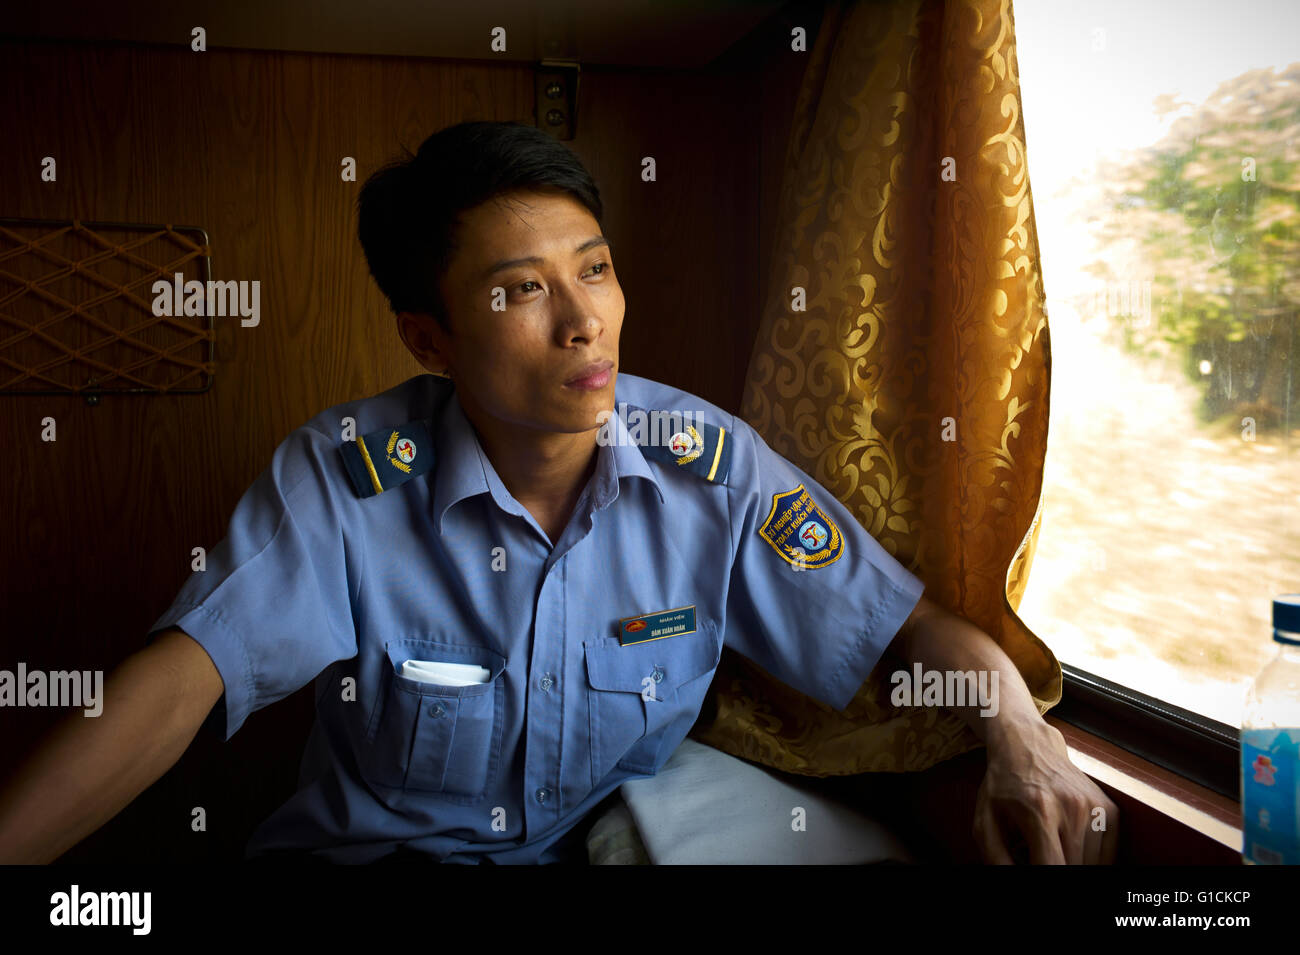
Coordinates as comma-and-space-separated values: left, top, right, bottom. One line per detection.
480, 235, 611, 283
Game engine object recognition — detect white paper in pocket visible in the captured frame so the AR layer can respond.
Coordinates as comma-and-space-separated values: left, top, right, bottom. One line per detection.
399, 659, 491, 687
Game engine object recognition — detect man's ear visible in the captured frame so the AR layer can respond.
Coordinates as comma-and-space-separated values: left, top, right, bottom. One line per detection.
397, 310, 451, 376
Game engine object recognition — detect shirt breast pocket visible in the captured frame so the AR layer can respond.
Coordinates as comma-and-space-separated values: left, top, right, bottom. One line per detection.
583, 624, 721, 786
359, 639, 507, 802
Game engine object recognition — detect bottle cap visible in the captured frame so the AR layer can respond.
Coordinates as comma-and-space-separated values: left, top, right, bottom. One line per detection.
1274, 595, 1300, 644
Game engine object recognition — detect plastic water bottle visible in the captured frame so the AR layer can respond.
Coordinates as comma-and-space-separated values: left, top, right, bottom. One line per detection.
1241, 594, 1300, 865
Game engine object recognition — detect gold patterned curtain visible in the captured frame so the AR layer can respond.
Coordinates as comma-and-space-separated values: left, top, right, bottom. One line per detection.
690, 0, 1061, 775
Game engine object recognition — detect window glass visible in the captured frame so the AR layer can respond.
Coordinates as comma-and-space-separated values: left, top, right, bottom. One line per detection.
1014, 0, 1299, 726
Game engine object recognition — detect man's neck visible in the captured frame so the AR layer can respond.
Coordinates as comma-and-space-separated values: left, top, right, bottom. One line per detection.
456, 391, 602, 540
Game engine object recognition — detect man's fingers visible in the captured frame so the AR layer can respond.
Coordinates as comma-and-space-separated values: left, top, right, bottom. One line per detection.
1081, 819, 1100, 866
1024, 803, 1067, 864
1099, 799, 1120, 864
1082, 794, 1120, 864
973, 806, 1015, 864
1061, 812, 1089, 865
1063, 793, 1109, 864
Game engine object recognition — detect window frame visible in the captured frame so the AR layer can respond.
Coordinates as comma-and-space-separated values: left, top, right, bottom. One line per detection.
1052, 663, 1240, 800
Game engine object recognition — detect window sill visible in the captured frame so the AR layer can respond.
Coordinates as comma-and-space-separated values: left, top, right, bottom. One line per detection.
1047, 715, 1242, 863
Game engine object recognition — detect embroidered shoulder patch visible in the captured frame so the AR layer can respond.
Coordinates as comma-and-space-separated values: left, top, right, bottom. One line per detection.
759, 483, 845, 569
339, 420, 435, 498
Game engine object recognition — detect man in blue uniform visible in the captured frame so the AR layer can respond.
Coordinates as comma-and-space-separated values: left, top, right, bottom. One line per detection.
0, 121, 1115, 864
150, 361, 936, 863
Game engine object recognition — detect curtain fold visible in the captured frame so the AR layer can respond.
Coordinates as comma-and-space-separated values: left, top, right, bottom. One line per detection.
690, 0, 1061, 775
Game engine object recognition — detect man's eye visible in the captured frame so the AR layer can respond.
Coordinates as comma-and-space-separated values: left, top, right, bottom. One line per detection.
516, 263, 607, 293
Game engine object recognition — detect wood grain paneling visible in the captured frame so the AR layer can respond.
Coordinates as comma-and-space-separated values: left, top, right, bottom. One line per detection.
0, 5, 811, 861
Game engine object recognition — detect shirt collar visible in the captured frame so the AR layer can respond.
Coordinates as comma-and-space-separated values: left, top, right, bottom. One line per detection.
432, 387, 663, 535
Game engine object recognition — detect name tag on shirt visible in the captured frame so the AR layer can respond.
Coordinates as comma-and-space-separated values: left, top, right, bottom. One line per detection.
618, 605, 697, 646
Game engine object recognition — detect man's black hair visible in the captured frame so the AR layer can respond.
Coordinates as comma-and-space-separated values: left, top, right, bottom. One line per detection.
356, 120, 605, 331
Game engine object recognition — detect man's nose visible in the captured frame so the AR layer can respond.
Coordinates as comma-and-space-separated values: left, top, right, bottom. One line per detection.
553, 291, 605, 344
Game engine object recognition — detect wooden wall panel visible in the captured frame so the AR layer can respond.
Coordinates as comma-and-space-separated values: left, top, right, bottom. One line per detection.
0, 44, 540, 861
0, 8, 809, 860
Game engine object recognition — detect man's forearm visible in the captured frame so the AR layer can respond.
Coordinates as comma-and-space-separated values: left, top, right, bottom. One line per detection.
884, 603, 1117, 863
0, 632, 222, 862
886, 605, 1047, 756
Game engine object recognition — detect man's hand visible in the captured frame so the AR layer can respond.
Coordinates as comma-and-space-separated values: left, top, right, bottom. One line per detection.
976, 717, 1119, 864
889, 593, 1120, 864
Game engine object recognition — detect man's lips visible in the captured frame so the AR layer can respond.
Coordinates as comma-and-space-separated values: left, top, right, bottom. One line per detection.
564, 359, 614, 388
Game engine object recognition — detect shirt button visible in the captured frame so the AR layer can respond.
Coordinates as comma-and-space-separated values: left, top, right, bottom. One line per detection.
427, 702, 445, 717
535, 788, 550, 804
651, 667, 665, 683
539, 673, 555, 691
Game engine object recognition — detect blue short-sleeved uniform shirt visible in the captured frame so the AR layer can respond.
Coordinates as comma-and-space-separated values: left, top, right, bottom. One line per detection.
147, 372, 925, 863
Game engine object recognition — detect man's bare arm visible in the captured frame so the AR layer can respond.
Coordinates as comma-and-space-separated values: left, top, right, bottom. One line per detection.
888, 593, 1119, 863
890, 593, 1045, 748
0, 628, 224, 863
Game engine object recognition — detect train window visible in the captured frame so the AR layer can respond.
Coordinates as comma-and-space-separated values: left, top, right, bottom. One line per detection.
1013, 0, 1299, 732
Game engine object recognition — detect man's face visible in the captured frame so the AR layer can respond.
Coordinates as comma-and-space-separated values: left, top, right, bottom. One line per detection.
398, 189, 623, 436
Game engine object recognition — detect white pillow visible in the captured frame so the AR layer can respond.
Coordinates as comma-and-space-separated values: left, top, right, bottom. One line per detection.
616, 737, 915, 864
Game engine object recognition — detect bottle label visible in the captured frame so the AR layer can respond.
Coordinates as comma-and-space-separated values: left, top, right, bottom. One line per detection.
1241, 728, 1300, 864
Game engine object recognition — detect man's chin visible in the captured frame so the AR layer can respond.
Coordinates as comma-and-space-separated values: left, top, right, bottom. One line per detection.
561, 386, 615, 419
529, 410, 611, 437
511, 382, 609, 432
